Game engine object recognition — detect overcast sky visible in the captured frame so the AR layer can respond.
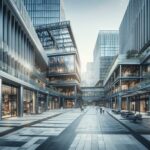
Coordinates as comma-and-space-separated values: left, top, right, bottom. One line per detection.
64, 0, 129, 72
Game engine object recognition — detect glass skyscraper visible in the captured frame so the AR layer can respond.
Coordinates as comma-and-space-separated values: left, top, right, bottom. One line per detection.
93, 30, 119, 83
23, 0, 65, 25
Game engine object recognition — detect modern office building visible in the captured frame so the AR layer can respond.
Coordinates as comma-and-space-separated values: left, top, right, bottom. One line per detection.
104, 0, 150, 113
0, 0, 63, 119
81, 62, 95, 87
23, 0, 65, 25
24, 0, 81, 108
93, 30, 119, 85
35, 21, 81, 108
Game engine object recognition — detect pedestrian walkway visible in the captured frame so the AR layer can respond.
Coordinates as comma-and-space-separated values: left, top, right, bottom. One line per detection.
69, 108, 147, 150
0, 107, 150, 150
0, 109, 81, 150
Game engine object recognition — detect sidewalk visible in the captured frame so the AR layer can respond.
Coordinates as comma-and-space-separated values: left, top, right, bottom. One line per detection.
0, 109, 71, 136
0, 109, 82, 150
107, 108, 150, 142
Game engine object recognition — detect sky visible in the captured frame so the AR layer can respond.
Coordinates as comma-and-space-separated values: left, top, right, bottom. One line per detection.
64, 0, 129, 73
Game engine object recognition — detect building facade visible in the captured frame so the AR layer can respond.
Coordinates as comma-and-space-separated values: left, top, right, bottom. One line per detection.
35, 22, 81, 108
23, 0, 65, 25
0, 0, 58, 119
81, 87, 106, 106
93, 30, 119, 84
105, 0, 150, 113
24, 0, 81, 108
81, 62, 95, 87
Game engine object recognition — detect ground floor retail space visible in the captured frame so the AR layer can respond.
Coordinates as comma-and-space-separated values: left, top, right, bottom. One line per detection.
48, 97, 78, 109
0, 79, 48, 120
111, 93, 150, 113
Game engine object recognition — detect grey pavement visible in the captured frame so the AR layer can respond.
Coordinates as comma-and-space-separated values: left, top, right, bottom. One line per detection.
0, 107, 150, 150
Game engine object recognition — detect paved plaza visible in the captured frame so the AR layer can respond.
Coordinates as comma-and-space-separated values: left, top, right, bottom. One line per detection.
0, 108, 150, 150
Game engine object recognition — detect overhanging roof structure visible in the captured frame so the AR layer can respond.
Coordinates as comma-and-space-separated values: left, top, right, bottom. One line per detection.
35, 21, 77, 50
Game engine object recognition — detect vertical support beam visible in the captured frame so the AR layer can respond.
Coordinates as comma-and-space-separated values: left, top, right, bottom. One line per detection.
119, 65, 122, 91
118, 95, 122, 110
138, 95, 141, 113
74, 85, 77, 107
32, 91, 36, 114
35, 91, 39, 114
59, 97, 61, 108
126, 97, 129, 110
140, 65, 142, 82
0, 0, 3, 69
110, 98, 112, 109
46, 94, 49, 111
19, 85, 24, 117
62, 97, 65, 108
0, 78, 2, 120
148, 95, 150, 112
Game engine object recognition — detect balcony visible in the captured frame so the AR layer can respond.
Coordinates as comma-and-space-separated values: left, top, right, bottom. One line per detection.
50, 80, 79, 85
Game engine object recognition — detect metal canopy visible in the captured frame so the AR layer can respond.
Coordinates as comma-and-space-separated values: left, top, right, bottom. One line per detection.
35, 21, 77, 50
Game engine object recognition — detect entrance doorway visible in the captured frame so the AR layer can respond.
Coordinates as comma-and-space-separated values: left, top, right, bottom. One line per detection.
2, 85, 18, 118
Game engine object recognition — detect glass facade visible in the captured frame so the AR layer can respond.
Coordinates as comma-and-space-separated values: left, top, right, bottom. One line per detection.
23, 0, 81, 108
49, 55, 75, 74
23, 0, 65, 25
0, 0, 51, 119
2, 84, 18, 118
24, 89, 34, 114
94, 31, 119, 58
93, 30, 119, 83
0, 0, 48, 91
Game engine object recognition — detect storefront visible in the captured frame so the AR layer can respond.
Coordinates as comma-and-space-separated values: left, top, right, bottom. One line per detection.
2, 84, 18, 118
66, 100, 74, 108
38, 93, 47, 113
24, 89, 34, 114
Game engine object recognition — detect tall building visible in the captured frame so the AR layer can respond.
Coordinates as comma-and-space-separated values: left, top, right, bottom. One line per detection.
120, 0, 150, 54
23, 0, 65, 25
0, 0, 61, 119
81, 62, 95, 87
93, 30, 119, 84
24, 0, 81, 108
104, 0, 150, 113
36, 21, 81, 108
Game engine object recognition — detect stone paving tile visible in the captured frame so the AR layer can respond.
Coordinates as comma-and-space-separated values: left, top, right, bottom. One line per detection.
0, 109, 81, 150
69, 108, 148, 150
0, 127, 13, 133
0, 146, 19, 150
32, 123, 68, 128
108, 110, 150, 133
103, 134, 147, 150
142, 135, 150, 141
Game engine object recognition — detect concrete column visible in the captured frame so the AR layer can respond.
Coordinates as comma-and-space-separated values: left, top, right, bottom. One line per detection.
32, 92, 36, 114
18, 85, 24, 117
0, 0, 3, 69
118, 95, 122, 110
0, 0, 3, 42
62, 98, 65, 108
58, 97, 61, 108
110, 98, 112, 108
0, 78, 2, 120
148, 95, 150, 111
46, 94, 49, 111
35, 92, 39, 114
74, 85, 77, 107
140, 65, 142, 82
126, 97, 129, 110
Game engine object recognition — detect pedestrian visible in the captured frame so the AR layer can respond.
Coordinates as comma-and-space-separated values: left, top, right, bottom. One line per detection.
100, 107, 102, 114
102, 109, 105, 114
